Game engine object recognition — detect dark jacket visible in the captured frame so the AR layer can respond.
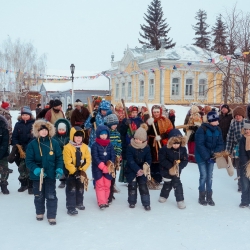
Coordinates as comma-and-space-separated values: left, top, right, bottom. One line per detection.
70, 107, 90, 127
91, 126, 116, 181
36, 108, 50, 120
218, 111, 233, 142
239, 136, 250, 170
0, 115, 9, 159
26, 136, 63, 181
35, 108, 42, 116
124, 144, 152, 183
12, 116, 35, 151
195, 123, 224, 163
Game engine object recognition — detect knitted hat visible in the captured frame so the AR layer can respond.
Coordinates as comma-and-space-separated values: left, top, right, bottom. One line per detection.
207, 111, 219, 122
204, 105, 212, 114
105, 114, 119, 128
21, 106, 32, 116
58, 122, 66, 131
99, 100, 111, 111
221, 104, 230, 112
244, 120, 250, 129
96, 125, 110, 138
233, 106, 245, 118
53, 99, 62, 107
134, 127, 147, 142
1, 101, 9, 110
74, 99, 83, 107
100, 130, 108, 135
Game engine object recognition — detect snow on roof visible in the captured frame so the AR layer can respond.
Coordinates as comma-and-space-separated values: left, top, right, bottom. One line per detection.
42, 76, 109, 92
46, 69, 100, 77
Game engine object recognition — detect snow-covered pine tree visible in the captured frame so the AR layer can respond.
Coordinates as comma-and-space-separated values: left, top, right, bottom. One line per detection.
211, 14, 228, 55
138, 0, 175, 50
192, 9, 211, 49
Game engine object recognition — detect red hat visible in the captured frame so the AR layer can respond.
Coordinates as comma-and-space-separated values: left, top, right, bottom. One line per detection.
129, 105, 138, 112
1, 101, 9, 109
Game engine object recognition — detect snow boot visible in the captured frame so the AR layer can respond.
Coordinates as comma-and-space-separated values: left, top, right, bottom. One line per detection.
198, 191, 207, 206
76, 205, 85, 210
58, 180, 66, 188
206, 191, 215, 206
48, 219, 56, 225
99, 204, 106, 210
67, 209, 78, 215
1, 181, 9, 194
129, 204, 135, 208
158, 196, 167, 203
239, 203, 249, 208
18, 179, 28, 192
144, 205, 151, 211
36, 214, 44, 221
177, 201, 186, 209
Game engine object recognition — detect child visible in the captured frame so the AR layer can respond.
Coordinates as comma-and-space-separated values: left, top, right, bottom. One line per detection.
53, 118, 71, 188
0, 115, 10, 194
12, 106, 35, 194
158, 129, 188, 209
91, 125, 116, 210
63, 126, 91, 215
125, 125, 152, 211
25, 120, 63, 225
104, 114, 122, 204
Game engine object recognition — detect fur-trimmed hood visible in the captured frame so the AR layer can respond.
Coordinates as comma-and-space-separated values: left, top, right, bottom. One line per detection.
167, 129, 187, 148
0, 114, 8, 129
32, 119, 55, 138
54, 118, 71, 137
74, 101, 83, 107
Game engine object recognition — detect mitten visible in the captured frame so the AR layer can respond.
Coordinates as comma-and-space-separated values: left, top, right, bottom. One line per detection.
34, 168, 41, 176
147, 117, 154, 125
90, 116, 96, 123
155, 135, 161, 141
56, 168, 63, 179
98, 162, 108, 173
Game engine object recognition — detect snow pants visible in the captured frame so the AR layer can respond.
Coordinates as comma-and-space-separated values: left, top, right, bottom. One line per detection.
95, 176, 111, 206
33, 179, 57, 219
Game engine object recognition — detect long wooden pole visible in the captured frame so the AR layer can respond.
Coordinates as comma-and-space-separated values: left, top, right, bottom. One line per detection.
87, 97, 96, 130
121, 99, 133, 135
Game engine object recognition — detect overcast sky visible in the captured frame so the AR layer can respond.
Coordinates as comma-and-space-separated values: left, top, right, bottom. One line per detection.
0, 0, 248, 75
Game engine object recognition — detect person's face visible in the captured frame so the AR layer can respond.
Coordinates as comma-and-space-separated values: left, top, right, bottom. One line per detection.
221, 107, 228, 114
153, 109, 160, 119
74, 136, 83, 144
76, 105, 81, 110
58, 128, 65, 134
54, 105, 61, 111
39, 129, 48, 137
244, 128, 250, 136
235, 115, 243, 122
68, 105, 72, 109
210, 121, 219, 126
134, 138, 143, 144
101, 110, 107, 116
111, 124, 117, 130
21, 114, 31, 121
131, 111, 138, 118
172, 143, 180, 149
100, 133, 108, 139
94, 105, 99, 110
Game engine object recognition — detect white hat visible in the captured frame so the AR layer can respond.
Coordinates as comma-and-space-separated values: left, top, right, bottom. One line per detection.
58, 123, 66, 131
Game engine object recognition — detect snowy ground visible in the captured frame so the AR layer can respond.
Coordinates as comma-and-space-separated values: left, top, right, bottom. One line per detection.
1, 108, 250, 250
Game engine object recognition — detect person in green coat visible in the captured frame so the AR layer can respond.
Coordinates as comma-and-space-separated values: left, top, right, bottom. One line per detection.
26, 119, 63, 226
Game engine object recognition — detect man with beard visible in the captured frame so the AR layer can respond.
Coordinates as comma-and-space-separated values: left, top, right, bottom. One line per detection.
45, 99, 65, 124
147, 105, 173, 183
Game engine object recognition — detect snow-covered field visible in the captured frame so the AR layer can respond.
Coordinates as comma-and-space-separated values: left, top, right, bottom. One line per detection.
1, 107, 249, 250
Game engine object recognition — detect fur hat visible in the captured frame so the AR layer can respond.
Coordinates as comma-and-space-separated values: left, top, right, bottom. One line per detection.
167, 129, 187, 148
115, 102, 123, 111
233, 106, 245, 118
53, 99, 62, 107
21, 106, 32, 116
32, 120, 55, 138
74, 99, 83, 107
204, 105, 212, 114
1, 101, 9, 109
207, 111, 219, 123
99, 100, 111, 111
134, 126, 147, 142
58, 122, 66, 131
190, 105, 199, 114
105, 114, 119, 128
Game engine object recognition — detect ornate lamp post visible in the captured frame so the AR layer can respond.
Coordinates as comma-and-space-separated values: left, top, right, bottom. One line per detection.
70, 64, 75, 104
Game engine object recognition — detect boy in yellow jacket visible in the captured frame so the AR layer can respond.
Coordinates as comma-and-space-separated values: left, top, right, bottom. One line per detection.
63, 126, 91, 215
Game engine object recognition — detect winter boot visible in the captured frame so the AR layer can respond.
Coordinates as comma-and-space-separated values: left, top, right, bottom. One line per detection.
129, 204, 135, 208
67, 208, 78, 215
206, 192, 215, 206
28, 180, 33, 195
177, 201, 186, 209
36, 214, 44, 221
198, 191, 207, 206
158, 197, 167, 203
99, 204, 106, 210
144, 205, 151, 211
48, 219, 56, 225
1, 181, 9, 194
58, 180, 66, 188
239, 203, 249, 208
18, 179, 28, 192
76, 205, 85, 210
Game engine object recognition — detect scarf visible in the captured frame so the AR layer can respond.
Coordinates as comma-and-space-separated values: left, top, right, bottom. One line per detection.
130, 138, 147, 149
69, 140, 82, 148
96, 138, 110, 146
244, 134, 250, 151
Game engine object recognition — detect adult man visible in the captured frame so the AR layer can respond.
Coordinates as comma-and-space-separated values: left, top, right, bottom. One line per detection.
45, 99, 65, 124
65, 104, 73, 121
35, 104, 42, 117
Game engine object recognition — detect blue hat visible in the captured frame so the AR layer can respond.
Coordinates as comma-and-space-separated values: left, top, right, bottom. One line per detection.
96, 125, 110, 138
100, 130, 108, 135
99, 100, 111, 111
21, 106, 32, 116
207, 111, 219, 122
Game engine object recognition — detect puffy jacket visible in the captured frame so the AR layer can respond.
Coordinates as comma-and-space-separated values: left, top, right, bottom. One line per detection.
239, 136, 250, 170
195, 123, 224, 163
0, 115, 9, 159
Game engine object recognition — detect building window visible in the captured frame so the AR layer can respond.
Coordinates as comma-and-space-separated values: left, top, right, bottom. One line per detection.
185, 79, 193, 96
172, 78, 180, 95
121, 82, 125, 98
199, 79, 207, 96
149, 79, 154, 98
139, 80, 144, 98
128, 82, 132, 98
115, 83, 119, 99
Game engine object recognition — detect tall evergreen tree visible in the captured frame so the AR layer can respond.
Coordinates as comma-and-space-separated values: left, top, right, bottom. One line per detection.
211, 14, 228, 55
138, 0, 176, 50
192, 9, 211, 49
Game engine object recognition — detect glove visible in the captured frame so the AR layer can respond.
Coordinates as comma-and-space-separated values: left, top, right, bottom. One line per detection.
56, 168, 63, 179
90, 116, 96, 123
147, 117, 154, 125
34, 168, 41, 176
207, 158, 215, 164
125, 119, 131, 125
155, 135, 161, 141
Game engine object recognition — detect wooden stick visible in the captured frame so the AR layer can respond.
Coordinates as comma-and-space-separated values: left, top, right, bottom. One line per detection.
145, 102, 161, 149
87, 97, 97, 130
39, 168, 44, 191
121, 99, 133, 135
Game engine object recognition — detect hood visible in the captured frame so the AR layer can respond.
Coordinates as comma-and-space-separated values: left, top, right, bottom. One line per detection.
96, 125, 110, 139
167, 129, 187, 148
69, 126, 85, 141
98, 100, 111, 111
0, 114, 8, 129
32, 119, 55, 138
54, 118, 71, 137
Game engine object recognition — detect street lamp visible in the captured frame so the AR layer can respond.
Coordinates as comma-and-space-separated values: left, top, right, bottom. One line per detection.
70, 64, 75, 104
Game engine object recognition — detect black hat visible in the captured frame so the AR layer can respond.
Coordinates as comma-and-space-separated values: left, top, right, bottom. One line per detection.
53, 99, 62, 107
207, 111, 219, 122
38, 124, 49, 132
221, 104, 230, 112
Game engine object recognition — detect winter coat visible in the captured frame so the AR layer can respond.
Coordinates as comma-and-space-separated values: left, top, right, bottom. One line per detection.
70, 107, 90, 127
36, 108, 50, 120
12, 115, 35, 151
65, 108, 73, 121
218, 111, 233, 142
0, 115, 9, 159
35, 108, 42, 116
63, 127, 91, 175
91, 126, 116, 181
45, 109, 65, 124
195, 123, 224, 163
169, 114, 175, 128
239, 136, 250, 170
124, 144, 152, 183
26, 120, 63, 181
0, 107, 12, 143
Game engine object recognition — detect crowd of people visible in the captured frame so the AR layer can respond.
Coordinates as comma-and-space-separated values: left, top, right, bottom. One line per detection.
0, 98, 250, 226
